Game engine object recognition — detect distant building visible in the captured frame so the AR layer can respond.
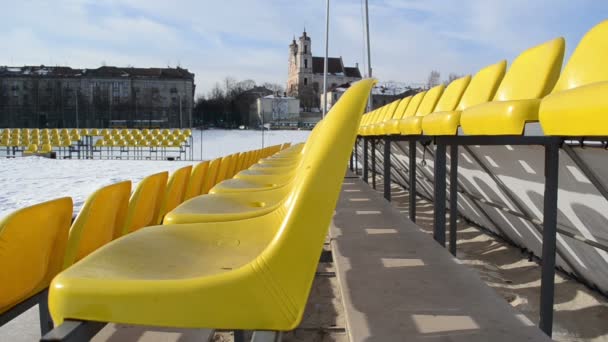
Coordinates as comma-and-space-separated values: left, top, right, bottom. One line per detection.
254, 95, 300, 129
287, 30, 362, 110
321, 82, 421, 111
0, 65, 195, 128
234, 86, 274, 127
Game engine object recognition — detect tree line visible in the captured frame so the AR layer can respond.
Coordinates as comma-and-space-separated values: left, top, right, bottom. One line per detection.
193, 77, 284, 128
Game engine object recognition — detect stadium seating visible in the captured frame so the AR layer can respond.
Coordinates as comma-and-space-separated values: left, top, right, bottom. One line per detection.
119, 172, 168, 237
154, 166, 193, 224
44, 79, 374, 337
62, 181, 132, 269
0, 198, 73, 335
539, 20, 608, 136
184, 161, 211, 200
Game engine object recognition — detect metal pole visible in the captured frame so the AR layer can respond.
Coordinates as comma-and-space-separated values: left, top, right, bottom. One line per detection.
364, 0, 372, 112
322, 0, 330, 118
371, 138, 376, 189
408, 139, 417, 222
179, 95, 183, 129
539, 139, 559, 337
449, 144, 459, 256
354, 138, 359, 175
75, 90, 79, 129
383, 137, 391, 201
434, 143, 446, 247
363, 137, 368, 183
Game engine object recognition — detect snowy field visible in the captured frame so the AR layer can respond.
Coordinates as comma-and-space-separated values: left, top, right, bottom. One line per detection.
0, 129, 309, 220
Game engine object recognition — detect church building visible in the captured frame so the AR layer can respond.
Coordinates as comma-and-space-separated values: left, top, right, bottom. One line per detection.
287, 30, 362, 110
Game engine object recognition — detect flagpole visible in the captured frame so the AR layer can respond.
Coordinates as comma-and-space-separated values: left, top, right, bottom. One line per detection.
364, 0, 372, 112
322, 0, 330, 118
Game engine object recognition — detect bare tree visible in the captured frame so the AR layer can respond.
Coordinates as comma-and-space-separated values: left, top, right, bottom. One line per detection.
444, 73, 462, 85
262, 82, 285, 95
426, 70, 441, 89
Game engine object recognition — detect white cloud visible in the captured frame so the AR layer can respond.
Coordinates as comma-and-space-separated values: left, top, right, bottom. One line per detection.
0, 0, 603, 95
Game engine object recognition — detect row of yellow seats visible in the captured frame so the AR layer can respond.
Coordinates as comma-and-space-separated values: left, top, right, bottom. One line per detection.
43, 80, 373, 335
0, 128, 192, 140
94, 136, 188, 148
0, 142, 292, 334
359, 20, 608, 139
86, 128, 192, 138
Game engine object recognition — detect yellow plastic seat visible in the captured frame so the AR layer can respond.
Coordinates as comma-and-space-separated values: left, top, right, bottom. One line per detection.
216, 154, 235, 182
201, 158, 222, 195
422, 61, 507, 135
40, 143, 52, 154
155, 166, 192, 224
461, 38, 565, 135
375, 96, 411, 135
48, 79, 375, 332
382, 91, 426, 135
398, 84, 446, 135
164, 186, 289, 225
370, 99, 402, 135
119, 172, 168, 237
540, 20, 608, 136
63, 181, 131, 268
23, 143, 38, 155
184, 161, 210, 200
0, 198, 72, 315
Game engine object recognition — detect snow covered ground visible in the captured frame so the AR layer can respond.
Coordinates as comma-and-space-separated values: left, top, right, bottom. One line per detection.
0, 129, 309, 219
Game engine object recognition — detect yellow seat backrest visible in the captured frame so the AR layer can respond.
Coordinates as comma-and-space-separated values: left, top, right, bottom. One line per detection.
402, 91, 426, 118
225, 154, 239, 179
380, 99, 402, 123
120, 172, 168, 237
231, 152, 244, 176
255, 79, 375, 326
433, 76, 471, 112
493, 37, 565, 101
155, 166, 193, 224
391, 96, 412, 120
0, 198, 73, 313
550, 21, 608, 94
456, 61, 507, 111
184, 161, 210, 201
214, 155, 232, 184
201, 158, 222, 195
63, 181, 131, 268
415, 85, 444, 116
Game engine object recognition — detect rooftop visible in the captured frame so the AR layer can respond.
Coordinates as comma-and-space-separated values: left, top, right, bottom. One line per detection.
0, 66, 194, 80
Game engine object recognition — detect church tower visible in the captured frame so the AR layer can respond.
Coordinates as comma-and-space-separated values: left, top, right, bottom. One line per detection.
287, 30, 313, 97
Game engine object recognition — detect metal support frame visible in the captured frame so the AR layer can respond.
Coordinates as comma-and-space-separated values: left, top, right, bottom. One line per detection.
371, 138, 377, 189
435, 135, 561, 337
449, 144, 459, 256
383, 137, 391, 201
41, 320, 105, 342
0, 289, 52, 336
563, 144, 608, 202
234, 330, 245, 342
251, 331, 283, 342
539, 140, 559, 335
434, 143, 447, 247
354, 138, 359, 175
363, 137, 369, 183
408, 139, 417, 222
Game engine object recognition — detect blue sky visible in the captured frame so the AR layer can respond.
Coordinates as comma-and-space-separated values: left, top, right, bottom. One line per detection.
0, 0, 606, 96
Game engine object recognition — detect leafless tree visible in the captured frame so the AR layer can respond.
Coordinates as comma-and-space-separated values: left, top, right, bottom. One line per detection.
426, 70, 441, 89
444, 73, 462, 85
